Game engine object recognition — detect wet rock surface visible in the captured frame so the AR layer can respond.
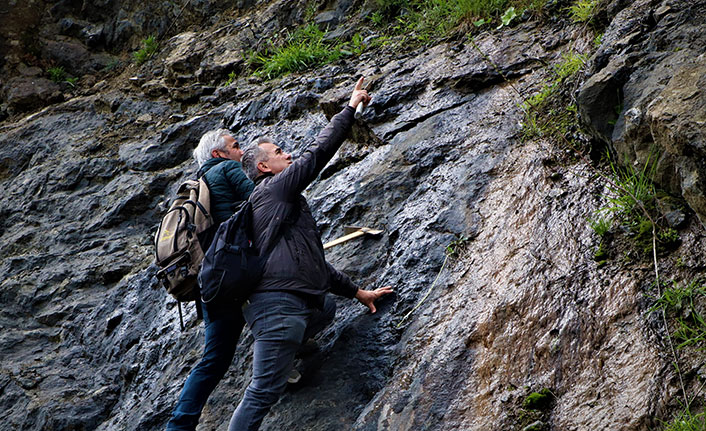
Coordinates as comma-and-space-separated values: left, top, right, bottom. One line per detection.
1, 0, 705, 430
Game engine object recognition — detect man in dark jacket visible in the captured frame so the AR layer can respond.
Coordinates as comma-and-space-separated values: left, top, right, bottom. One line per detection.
228, 77, 393, 431
166, 129, 254, 431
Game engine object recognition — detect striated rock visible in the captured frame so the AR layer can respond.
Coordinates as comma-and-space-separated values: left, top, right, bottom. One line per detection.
0, 1, 705, 431
647, 55, 706, 225
164, 32, 208, 79
577, 0, 706, 226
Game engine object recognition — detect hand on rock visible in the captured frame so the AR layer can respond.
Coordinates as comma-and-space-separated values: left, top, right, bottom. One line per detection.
355, 285, 394, 314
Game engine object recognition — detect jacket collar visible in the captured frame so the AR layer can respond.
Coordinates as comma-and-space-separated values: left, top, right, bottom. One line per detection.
198, 157, 231, 178
254, 172, 274, 185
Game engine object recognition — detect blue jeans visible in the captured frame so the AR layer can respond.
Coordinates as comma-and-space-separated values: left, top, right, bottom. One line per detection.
166, 302, 245, 431
228, 291, 335, 431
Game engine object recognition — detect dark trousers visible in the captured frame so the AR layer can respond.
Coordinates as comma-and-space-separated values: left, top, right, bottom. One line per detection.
228, 291, 336, 431
166, 302, 245, 431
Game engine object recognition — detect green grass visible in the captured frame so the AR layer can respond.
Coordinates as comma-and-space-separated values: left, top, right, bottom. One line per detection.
48, 66, 67, 82
661, 411, 706, 431
569, 0, 599, 23
224, 71, 237, 86
651, 279, 706, 350
370, 0, 545, 43
596, 151, 683, 255
603, 152, 656, 222
248, 24, 342, 79
521, 52, 587, 138
589, 216, 611, 236
133, 35, 159, 65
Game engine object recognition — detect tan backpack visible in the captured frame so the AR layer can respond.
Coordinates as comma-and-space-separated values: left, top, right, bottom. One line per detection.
154, 178, 214, 305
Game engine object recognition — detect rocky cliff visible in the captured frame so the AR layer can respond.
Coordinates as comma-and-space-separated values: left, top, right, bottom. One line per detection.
1, 0, 705, 430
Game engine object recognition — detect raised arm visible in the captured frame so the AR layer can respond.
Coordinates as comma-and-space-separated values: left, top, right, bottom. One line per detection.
268, 77, 371, 198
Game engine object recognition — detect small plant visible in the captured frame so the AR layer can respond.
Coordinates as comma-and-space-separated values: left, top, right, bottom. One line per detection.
589, 216, 611, 236
569, 0, 598, 23
48, 66, 67, 82
102, 59, 121, 73
523, 388, 554, 410
593, 242, 608, 261
593, 32, 603, 48
661, 411, 706, 431
133, 35, 159, 65
603, 152, 657, 224
370, 11, 385, 26
520, 51, 587, 138
553, 51, 588, 80
65, 77, 79, 87
446, 234, 471, 257
224, 71, 237, 86
650, 279, 706, 349
496, 6, 518, 29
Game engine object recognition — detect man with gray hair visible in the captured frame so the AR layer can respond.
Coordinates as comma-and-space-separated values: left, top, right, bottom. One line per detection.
166, 129, 253, 431
229, 77, 393, 430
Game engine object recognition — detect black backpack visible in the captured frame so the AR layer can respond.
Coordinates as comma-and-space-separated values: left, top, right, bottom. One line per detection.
198, 200, 265, 305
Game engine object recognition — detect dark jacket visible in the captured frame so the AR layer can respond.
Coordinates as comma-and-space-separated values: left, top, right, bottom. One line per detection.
199, 158, 254, 225
249, 106, 359, 299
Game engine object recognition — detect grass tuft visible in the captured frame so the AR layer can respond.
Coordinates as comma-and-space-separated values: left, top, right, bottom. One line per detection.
569, 0, 599, 23
48, 66, 67, 83
248, 24, 341, 79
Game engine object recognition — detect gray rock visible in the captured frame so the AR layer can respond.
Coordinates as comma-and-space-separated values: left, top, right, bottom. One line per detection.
4, 76, 62, 114
577, 0, 706, 227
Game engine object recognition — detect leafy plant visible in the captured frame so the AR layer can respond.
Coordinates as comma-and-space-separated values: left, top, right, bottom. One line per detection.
496, 6, 518, 29
593, 32, 603, 48
48, 66, 67, 82
133, 35, 159, 65
446, 234, 471, 257
65, 77, 79, 87
589, 215, 611, 236
224, 71, 237, 86
569, 0, 598, 23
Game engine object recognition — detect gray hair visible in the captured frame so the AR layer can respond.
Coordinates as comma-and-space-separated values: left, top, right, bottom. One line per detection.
241, 137, 273, 180
193, 128, 233, 167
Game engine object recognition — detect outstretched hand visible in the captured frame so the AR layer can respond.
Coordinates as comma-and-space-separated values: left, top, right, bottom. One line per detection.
355, 285, 394, 314
348, 76, 372, 109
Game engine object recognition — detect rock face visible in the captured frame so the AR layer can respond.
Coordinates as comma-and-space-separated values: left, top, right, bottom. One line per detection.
577, 0, 706, 225
1, 1, 705, 431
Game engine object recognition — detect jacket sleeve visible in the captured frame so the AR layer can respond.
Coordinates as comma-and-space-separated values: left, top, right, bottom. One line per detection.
326, 261, 359, 298
225, 161, 255, 200
268, 106, 355, 200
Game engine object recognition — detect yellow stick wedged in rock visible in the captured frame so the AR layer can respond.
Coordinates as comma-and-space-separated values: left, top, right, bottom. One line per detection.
323, 226, 384, 249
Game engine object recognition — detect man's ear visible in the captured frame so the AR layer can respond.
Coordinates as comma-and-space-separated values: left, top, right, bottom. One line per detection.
257, 161, 270, 174
211, 149, 221, 158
